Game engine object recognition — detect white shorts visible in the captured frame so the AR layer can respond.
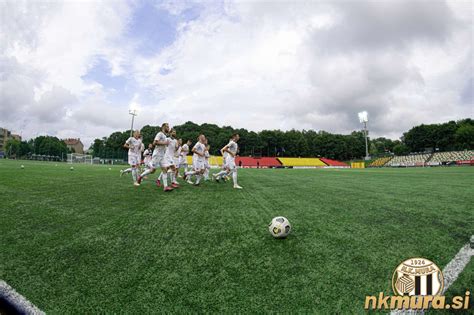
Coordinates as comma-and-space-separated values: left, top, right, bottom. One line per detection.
144, 157, 152, 166
152, 155, 169, 169
164, 155, 175, 168
178, 156, 188, 168
128, 154, 140, 166
225, 156, 236, 170
193, 158, 205, 171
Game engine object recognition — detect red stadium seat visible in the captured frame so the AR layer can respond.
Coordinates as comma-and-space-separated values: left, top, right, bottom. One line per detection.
235, 157, 282, 168
320, 158, 349, 167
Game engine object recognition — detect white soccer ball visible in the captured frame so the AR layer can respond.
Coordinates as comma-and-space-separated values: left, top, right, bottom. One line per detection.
20, 165, 24, 169
70, 166, 74, 171
268, 216, 291, 238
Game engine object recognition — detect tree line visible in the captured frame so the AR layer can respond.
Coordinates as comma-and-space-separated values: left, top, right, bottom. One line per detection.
4, 135, 70, 159
4, 118, 473, 161
90, 118, 474, 161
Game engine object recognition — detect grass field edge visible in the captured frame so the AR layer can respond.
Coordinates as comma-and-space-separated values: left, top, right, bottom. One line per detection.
0, 280, 45, 315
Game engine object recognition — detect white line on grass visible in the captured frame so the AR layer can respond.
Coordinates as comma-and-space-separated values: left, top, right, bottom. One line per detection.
441, 242, 474, 294
391, 236, 474, 315
0, 280, 44, 315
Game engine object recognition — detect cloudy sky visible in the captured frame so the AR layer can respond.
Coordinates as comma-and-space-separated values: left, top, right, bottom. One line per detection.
1, 0, 472, 148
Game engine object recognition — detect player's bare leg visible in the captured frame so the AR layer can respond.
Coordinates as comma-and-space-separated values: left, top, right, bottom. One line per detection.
138, 166, 155, 184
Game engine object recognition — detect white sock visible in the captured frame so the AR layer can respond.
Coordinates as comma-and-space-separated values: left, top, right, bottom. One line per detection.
140, 169, 152, 177
158, 172, 163, 180
132, 168, 137, 182
204, 169, 209, 180
232, 170, 238, 185
123, 168, 132, 174
215, 170, 227, 179
185, 170, 196, 176
162, 171, 168, 187
195, 174, 201, 184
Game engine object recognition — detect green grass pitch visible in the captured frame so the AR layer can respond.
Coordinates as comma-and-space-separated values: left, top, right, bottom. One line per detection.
1, 160, 473, 313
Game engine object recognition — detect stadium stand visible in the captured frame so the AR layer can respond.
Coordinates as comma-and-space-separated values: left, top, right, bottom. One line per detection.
235, 157, 282, 168
385, 153, 431, 167
277, 158, 326, 167
428, 150, 474, 165
320, 158, 349, 167
369, 157, 392, 167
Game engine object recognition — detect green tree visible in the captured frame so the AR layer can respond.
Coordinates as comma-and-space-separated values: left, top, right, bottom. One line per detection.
5, 139, 21, 157
455, 123, 474, 149
393, 144, 410, 156
31, 136, 69, 158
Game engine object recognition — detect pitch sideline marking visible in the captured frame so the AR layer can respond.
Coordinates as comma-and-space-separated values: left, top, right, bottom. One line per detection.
391, 236, 474, 315
0, 280, 44, 315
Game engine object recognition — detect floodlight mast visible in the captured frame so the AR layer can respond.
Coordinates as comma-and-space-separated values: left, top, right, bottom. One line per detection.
129, 109, 138, 137
358, 111, 370, 161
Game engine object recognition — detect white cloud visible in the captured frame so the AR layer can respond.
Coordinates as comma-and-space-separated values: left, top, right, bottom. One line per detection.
0, 0, 472, 149
132, 0, 472, 139
0, 0, 134, 145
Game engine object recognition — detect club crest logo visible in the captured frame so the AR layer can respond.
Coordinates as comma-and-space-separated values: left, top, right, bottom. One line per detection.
392, 258, 444, 296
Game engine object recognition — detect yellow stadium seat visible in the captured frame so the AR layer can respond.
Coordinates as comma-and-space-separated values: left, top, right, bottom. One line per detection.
186, 156, 223, 166
369, 157, 392, 167
277, 158, 326, 167
351, 162, 365, 168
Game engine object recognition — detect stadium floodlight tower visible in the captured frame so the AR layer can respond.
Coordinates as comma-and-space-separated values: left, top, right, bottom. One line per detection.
128, 98, 139, 137
358, 111, 370, 160
128, 109, 138, 136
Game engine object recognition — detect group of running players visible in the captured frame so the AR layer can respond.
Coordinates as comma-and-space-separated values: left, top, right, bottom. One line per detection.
121, 123, 242, 191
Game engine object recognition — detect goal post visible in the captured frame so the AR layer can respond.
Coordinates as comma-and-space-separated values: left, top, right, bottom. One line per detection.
67, 153, 93, 164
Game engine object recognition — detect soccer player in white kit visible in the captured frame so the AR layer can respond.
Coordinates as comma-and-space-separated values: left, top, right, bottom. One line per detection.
157, 128, 180, 189
121, 138, 145, 177
178, 139, 192, 177
184, 134, 206, 186
143, 143, 153, 168
123, 130, 143, 186
203, 143, 211, 181
174, 139, 182, 180
213, 145, 230, 182
138, 123, 174, 192
213, 134, 242, 189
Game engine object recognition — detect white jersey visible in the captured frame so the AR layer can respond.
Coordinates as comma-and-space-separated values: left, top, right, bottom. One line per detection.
153, 131, 167, 157
165, 138, 178, 158
226, 140, 238, 156
143, 148, 152, 163
181, 144, 189, 157
125, 137, 142, 156
192, 142, 205, 161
